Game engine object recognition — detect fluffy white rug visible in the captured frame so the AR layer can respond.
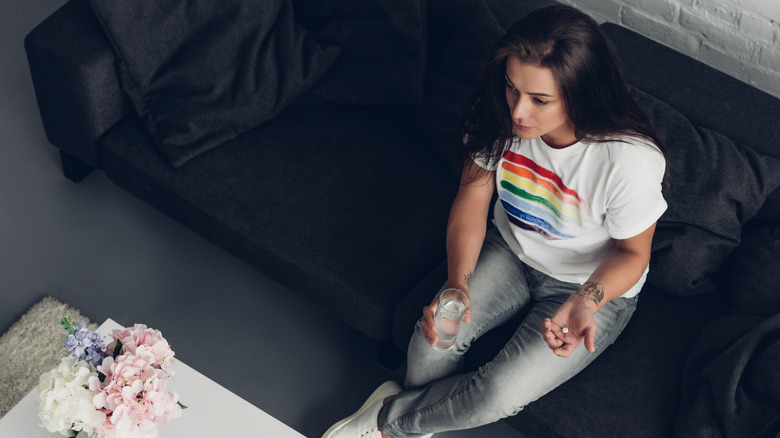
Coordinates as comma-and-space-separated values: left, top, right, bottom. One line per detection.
0, 297, 96, 418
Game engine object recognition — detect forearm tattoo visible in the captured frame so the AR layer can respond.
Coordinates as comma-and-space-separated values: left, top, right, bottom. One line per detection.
464, 272, 473, 287
576, 281, 604, 306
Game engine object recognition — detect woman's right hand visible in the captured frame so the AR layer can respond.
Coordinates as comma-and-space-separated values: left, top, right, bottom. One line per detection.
420, 290, 471, 347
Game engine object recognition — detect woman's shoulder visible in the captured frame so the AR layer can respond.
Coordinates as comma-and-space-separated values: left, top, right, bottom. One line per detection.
596, 135, 664, 164
596, 135, 666, 183
598, 134, 661, 154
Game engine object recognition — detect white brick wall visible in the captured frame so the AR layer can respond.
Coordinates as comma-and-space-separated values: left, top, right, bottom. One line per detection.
557, 0, 780, 98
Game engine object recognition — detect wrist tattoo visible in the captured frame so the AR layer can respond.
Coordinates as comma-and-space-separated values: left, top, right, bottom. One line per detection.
577, 282, 604, 306
464, 272, 473, 287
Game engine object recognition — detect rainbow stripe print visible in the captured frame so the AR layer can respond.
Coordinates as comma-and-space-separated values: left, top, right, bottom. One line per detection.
499, 151, 583, 240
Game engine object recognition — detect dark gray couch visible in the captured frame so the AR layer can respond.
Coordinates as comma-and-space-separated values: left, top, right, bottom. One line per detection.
25, 0, 780, 436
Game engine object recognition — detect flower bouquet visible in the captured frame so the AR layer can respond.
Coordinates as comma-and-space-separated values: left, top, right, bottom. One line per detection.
37, 318, 186, 438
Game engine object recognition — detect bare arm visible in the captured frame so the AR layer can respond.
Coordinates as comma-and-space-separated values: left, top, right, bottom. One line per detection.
572, 222, 656, 311
541, 223, 657, 356
421, 160, 494, 345
445, 161, 496, 295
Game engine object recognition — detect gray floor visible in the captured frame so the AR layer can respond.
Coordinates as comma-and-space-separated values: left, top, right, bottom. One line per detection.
0, 1, 525, 437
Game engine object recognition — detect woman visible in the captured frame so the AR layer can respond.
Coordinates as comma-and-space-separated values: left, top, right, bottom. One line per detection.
323, 4, 668, 437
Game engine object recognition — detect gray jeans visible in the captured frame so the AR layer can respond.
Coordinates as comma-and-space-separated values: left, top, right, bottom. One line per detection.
380, 229, 638, 437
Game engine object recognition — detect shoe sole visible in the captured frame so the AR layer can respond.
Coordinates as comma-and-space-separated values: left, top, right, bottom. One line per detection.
321, 381, 401, 438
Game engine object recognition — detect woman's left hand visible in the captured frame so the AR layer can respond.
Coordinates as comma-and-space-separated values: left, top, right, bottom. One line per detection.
540, 300, 597, 358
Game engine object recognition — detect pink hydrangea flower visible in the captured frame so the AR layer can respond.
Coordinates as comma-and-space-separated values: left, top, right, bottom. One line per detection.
88, 326, 182, 436
107, 324, 176, 373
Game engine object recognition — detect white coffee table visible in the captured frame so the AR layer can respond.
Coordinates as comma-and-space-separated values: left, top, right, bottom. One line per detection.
0, 319, 304, 437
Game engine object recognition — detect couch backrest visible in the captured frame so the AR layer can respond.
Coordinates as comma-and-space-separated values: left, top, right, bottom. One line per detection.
602, 23, 780, 160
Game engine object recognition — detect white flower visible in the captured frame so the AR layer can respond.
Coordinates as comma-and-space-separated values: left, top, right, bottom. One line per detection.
38, 356, 106, 437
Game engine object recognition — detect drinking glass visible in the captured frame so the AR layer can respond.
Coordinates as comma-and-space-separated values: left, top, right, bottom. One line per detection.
433, 288, 469, 351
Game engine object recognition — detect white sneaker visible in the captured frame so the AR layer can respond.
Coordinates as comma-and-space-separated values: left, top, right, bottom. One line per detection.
322, 381, 402, 438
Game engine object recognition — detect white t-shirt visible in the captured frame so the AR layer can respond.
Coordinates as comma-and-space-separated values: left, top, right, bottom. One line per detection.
475, 135, 667, 298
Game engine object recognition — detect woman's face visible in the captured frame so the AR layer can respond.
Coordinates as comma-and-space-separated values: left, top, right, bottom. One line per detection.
504, 56, 576, 148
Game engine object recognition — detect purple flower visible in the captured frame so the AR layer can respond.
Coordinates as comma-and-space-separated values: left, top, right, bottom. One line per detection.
64, 323, 106, 368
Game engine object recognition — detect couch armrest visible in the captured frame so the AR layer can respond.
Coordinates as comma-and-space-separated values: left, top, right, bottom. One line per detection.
24, 0, 130, 170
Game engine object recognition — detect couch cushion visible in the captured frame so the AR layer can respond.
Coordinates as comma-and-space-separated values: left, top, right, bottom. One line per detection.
99, 105, 458, 340
629, 88, 780, 296
416, 0, 506, 176
293, 0, 427, 107
725, 224, 780, 317
86, 0, 339, 167
757, 190, 780, 224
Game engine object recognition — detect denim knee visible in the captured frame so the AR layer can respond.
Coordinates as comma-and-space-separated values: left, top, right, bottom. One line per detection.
404, 321, 465, 389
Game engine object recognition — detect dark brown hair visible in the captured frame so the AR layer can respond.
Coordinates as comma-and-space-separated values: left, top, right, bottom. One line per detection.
462, 5, 667, 179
